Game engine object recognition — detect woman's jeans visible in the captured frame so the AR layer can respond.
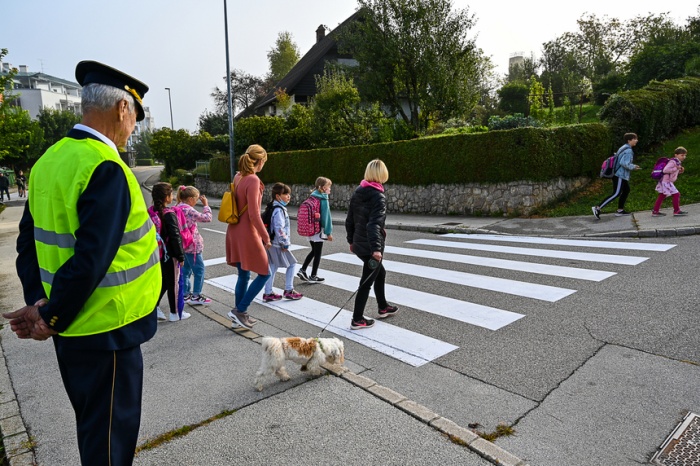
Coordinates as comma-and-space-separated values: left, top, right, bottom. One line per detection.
234, 263, 270, 313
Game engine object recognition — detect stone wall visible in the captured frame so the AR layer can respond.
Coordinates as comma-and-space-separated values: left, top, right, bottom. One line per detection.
196, 176, 590, 216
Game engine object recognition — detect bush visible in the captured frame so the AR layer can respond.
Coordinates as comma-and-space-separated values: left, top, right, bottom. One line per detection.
260, 123, 611, 186
488, 114, 543, 130
600, 77, 700, 151
135, 158, 153, 166
209, 155, 233, 182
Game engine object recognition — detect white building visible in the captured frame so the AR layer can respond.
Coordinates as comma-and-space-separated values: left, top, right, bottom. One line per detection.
2, 62, 155, 162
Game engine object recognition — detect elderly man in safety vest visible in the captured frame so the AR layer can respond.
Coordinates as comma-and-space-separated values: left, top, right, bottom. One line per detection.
4, 61, 161, 466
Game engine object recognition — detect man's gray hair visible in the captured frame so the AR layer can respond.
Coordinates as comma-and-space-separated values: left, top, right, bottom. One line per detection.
81, 83, 135, 115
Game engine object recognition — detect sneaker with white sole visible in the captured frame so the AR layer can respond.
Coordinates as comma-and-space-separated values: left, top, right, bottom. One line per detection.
169, 311, 191, 322
229, 311, 254, 330
351, 317, 375, 330
189, 294, 211, 305
308, 275, 325, 283
674, 211, 688, 216
377, 305, 399, 319
262, 293, 282, 302
651, 211, 666, 217
296, 270, 310, 282
228, 310, 256, 326
591, 206, 600, 220
183, 293, 193, 304
615, 210, 632, 216
156, 306, 167, 321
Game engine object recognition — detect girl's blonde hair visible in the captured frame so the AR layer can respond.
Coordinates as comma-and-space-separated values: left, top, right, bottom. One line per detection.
238, 144, 268, 176
314, 176, 332, 191
675, 146, 688, 155
364, 159, 389, 183
177, 185, 200, 203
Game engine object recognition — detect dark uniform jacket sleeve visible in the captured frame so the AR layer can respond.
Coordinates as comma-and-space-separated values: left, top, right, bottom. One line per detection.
16, 161, 131, 333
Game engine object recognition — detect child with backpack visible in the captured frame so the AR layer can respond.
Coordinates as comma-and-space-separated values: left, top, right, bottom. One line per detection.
262, 183, 303, 302
175, 185, 213, 305
651, 147, 688, 217
148, 182, 190, 322
297, 177, 333, 283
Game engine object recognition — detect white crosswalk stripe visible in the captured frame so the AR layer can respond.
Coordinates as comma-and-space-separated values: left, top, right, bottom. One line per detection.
201, 232, 677, 365
384, 245, 615, 282
206, 275, 458, 367
407, 238, 649, 265
270, 267, 524, 330
441, 233, 676, 252
324, 253, 575, 302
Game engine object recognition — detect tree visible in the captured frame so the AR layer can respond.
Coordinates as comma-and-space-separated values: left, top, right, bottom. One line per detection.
210, 69, 269, 115
341, 0, 487, 133
37, 108, 80, 152
0, 106, 44, 168
310, 69, 390, 148
133, 129, 153, 161
507, 55, 539, 84
267, 31, 300, 84
497, 82, 529, 114
197, 110, 229, 136
0, 48, 17, 107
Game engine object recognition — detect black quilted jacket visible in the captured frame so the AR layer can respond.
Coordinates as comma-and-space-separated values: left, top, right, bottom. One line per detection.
345, 185, 386, 257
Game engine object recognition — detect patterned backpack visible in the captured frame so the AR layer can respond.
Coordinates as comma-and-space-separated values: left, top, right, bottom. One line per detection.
296, 196, 321, 237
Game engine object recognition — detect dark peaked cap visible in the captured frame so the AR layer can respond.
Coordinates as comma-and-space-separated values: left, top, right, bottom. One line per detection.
75, 60, 149, 121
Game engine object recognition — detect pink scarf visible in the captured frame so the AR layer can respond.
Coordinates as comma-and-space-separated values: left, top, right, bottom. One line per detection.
360, 180, 384, 192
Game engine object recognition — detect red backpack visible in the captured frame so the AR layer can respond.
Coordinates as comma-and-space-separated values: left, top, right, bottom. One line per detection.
296, 196, 321, 237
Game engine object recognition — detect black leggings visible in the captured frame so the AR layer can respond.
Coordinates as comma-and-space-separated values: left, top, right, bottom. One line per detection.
157, 259, 177, 314
599, 176, 630, 211
352, 256, 387, 322
301, 241, 324, 276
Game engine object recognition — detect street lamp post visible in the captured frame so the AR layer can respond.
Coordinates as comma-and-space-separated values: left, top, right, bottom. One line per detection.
165, 87, 174, 130
223, 0, 235, 181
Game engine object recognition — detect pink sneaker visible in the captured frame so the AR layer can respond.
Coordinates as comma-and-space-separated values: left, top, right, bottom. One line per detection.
283, 290, 303, 300
263, 293, 283, 302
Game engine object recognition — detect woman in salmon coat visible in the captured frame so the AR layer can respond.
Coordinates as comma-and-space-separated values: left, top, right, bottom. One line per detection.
225, 144, 271, 330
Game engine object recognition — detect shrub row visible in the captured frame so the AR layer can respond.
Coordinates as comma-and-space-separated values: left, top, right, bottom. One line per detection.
209, 124, 611, 186
600, 77, 700, 151
135, 158, 153, 166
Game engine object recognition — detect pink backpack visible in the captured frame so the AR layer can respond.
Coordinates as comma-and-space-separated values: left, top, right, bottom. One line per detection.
296, 196, 321, 237
172, 205, 195, 251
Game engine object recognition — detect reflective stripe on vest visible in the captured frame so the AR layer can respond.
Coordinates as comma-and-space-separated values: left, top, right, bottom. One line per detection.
29, 137, 162, 337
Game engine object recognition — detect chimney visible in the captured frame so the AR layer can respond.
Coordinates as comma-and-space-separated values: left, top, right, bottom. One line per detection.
19, 65, 28, 73
316, 25, 326, 43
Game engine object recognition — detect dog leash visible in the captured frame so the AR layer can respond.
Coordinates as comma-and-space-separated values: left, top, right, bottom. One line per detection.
316, 257, 382, 338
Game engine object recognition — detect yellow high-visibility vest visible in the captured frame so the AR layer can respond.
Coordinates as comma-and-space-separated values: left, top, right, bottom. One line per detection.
29, 136, 161, 336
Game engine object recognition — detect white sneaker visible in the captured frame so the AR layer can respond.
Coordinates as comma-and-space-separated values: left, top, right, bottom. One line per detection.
169, 311, 191, 322
156, 306, 167, 321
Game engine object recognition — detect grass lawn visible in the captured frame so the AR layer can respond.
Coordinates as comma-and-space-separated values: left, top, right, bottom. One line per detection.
534, 126, 700, 217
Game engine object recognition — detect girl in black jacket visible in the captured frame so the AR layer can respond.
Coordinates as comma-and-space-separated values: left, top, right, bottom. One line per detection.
150, 182, 189, 322
345, 159, 399, 329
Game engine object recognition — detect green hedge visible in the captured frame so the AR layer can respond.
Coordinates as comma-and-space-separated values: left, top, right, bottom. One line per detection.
210, 124, 611, 185
135, 158, 153, 166
600, 77, 700, 151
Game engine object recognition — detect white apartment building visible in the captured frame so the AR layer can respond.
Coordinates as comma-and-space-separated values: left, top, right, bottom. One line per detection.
1, 62, 155, 156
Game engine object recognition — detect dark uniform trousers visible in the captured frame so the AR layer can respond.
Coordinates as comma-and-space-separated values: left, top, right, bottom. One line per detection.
54, 338, 144, 466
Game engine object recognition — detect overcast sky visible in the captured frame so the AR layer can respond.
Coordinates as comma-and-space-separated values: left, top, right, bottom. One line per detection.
4, 1, 698, 132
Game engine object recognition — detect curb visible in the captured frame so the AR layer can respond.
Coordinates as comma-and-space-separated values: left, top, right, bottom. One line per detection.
0, 342, 36, 466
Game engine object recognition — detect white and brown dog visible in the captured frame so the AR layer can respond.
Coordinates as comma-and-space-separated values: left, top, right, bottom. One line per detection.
254, 336, 345, 391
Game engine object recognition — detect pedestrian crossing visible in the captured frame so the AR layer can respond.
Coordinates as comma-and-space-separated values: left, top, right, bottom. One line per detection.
204, 233, 676, 366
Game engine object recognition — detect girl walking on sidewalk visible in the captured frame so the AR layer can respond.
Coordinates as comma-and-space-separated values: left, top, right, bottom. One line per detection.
262, 183, 303, 302
651, 147, 688, 217
297, 177, 333, 283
